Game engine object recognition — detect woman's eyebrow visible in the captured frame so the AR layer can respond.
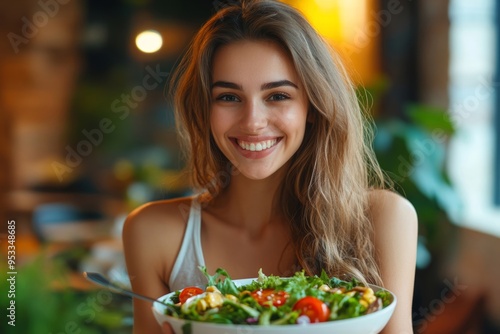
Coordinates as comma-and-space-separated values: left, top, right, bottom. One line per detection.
211, 80, 299, 91
261, 80, 298, 90
211, 81, 243, 90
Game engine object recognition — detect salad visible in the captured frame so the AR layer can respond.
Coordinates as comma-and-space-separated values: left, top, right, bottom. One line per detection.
163, 267, 393, 326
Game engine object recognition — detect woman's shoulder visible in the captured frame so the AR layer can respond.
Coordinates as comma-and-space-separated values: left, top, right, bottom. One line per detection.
368, 189, 418, 245
366, 191, 418, 332
368, 189, 416, 221
122, 196, 197, 331
367, 189, 418, 233
122, 196, 195, 247
126, 196, 194, 226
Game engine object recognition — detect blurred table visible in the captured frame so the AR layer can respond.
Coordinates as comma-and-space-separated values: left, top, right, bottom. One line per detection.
5, 189, 126, 217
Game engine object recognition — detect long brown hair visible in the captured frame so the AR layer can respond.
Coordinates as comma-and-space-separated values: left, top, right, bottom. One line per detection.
169, 0, 385, 285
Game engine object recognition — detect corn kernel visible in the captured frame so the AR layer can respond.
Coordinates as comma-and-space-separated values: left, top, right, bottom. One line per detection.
196, 299, 208, 312
206, 286, 221, 293
205, 292, 224, 308
225, 294, 239, 302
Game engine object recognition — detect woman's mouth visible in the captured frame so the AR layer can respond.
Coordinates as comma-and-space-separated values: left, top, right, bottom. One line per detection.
236, 138, 280, 152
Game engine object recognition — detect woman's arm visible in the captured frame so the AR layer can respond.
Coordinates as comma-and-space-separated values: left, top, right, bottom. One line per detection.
122, 201, 186, 334
370, 190, 418, 334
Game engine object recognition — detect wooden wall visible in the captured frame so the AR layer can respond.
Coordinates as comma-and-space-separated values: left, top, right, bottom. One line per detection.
0, 0, 82, 192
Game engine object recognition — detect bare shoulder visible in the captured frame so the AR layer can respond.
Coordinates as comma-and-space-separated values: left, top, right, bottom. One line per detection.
367, 189, 418, 268
122, 196, 195, 333
122, 196, 194, 284
123, 196, 193, 239
368, 189, 418, 233
368, 189, 418, 333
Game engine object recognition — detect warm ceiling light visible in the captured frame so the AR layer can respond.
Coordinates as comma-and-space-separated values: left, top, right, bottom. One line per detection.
314, 0, 336, 10
135, 30, 163, 53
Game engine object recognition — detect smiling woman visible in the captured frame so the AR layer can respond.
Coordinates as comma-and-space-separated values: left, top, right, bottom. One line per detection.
209, 40, 309, 180
122, 1, 417, 334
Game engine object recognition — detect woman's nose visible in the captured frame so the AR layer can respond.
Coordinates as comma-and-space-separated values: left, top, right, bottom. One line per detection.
239, 100, 267, 132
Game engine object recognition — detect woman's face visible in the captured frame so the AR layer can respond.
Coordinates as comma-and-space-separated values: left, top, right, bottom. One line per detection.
210, 40, 309, 180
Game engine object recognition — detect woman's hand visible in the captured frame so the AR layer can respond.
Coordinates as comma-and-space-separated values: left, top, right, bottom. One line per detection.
161, 322, 174, 334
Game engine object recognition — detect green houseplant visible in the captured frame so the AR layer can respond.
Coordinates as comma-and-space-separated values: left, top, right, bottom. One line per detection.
358, 82, 461, 261
0, 254, 130, 334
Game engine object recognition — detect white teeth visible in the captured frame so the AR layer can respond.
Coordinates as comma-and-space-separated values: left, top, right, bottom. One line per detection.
237, 139, 278, 152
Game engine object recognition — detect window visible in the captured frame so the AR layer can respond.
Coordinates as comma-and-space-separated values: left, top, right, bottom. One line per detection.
448, 0, 500, 235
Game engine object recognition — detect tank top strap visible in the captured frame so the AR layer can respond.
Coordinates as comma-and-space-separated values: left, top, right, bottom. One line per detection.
168, 196, 207, 291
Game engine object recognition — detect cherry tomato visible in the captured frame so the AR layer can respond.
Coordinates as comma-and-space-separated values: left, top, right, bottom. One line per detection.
292, 296, 330, 323
251, 289, 289, 306
178, 286, 203, 304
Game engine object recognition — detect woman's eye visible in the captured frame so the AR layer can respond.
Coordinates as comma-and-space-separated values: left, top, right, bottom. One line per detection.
268, 93, 290, 101
216, 94, 240, 102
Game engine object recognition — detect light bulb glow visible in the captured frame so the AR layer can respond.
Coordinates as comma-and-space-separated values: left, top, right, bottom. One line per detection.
135, 30, 163, 53
314, 0, 336, 10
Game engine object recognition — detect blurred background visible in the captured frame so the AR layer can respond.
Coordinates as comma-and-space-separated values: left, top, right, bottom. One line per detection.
0, 0, 499, 333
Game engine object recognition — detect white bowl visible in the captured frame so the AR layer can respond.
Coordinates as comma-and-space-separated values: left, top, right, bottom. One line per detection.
152, 278, 397, 334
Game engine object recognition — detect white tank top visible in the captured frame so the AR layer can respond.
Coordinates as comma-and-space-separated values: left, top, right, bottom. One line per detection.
168, 197, 208, 291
